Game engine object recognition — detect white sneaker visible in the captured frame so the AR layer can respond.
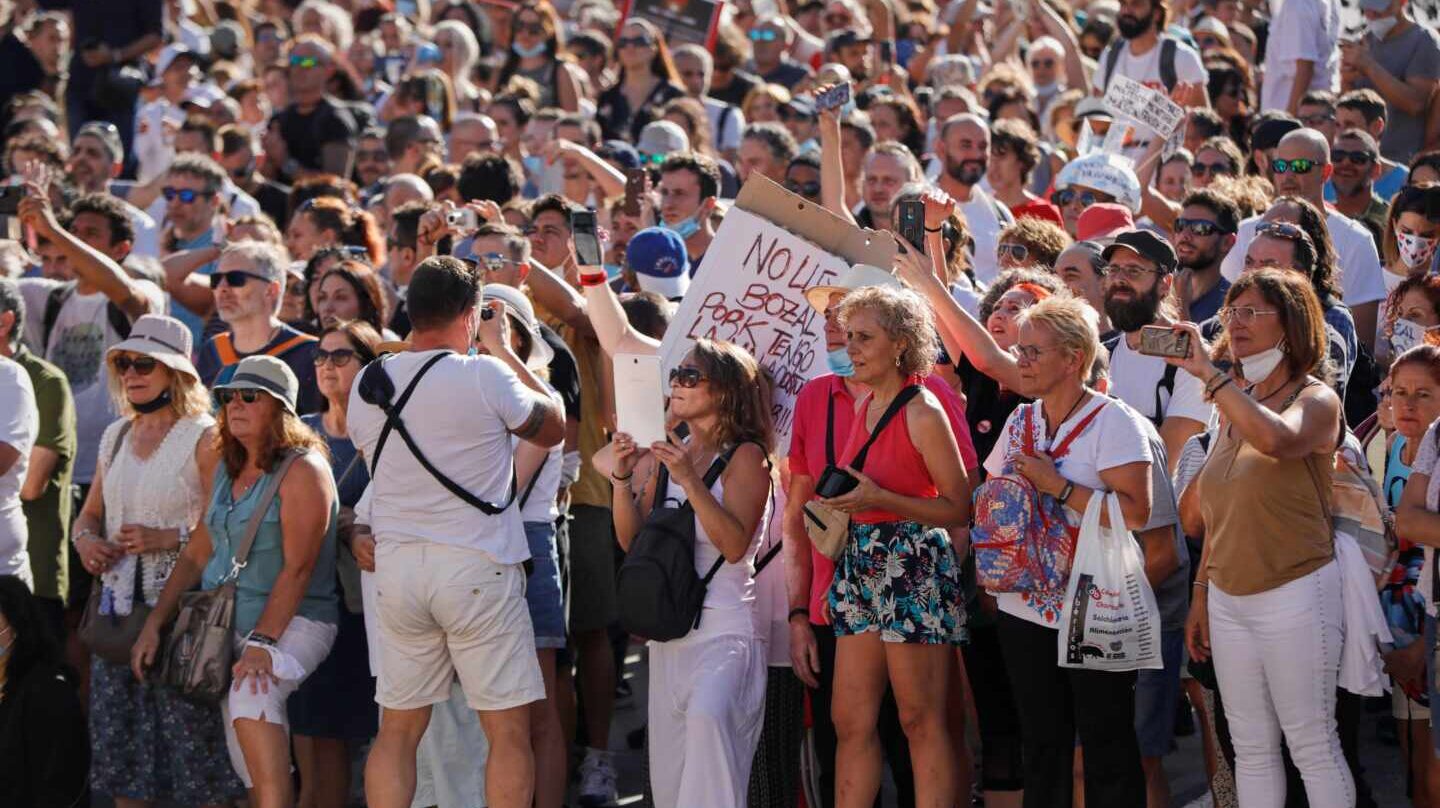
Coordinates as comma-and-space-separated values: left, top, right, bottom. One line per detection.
577, 750, 617, 806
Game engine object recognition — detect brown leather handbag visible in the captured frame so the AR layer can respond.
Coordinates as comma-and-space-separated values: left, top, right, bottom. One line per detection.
78, 423, 150, 665
158, 451, 301, 703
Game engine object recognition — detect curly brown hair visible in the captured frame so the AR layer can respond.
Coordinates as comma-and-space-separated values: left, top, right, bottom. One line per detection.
837, 286, 940, 380
216, 397, 329, 478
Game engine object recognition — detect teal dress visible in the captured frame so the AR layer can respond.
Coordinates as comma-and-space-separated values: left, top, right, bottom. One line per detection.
202, 462, 339, 636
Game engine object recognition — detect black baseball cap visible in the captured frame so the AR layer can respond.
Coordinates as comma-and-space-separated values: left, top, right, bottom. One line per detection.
1251, 117, 1302, 152
1102, 229, 1178, 275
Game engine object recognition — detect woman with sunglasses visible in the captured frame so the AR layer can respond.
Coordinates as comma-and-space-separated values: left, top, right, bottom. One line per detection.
136, 355, 338, 808
608, 339, 775, 808
596, 17, 685, 142
1176, 269, 1353, 808
493, 3, 585, 112
75, 315, 245, 808
289, 321, 382, 808
1191, 137, 1245, 189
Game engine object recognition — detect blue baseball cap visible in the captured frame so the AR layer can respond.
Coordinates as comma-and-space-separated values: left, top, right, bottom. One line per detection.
597, 140, 641, 170
626, 227, 690, 300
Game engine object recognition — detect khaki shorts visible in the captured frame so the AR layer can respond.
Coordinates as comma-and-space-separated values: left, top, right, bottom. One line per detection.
374, 541, 545, 712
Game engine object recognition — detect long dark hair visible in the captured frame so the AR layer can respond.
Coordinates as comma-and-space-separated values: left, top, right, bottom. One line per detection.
0, 574, 67, 701
687, 339, 775, 455
306, 260, 390, 333
497, 2, 566, 88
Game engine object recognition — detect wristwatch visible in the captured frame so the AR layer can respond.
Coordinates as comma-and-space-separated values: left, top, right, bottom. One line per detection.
177, 524, 190, 549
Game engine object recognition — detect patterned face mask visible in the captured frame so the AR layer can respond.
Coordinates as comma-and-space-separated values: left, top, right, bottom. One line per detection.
1397, 229, 1439, 270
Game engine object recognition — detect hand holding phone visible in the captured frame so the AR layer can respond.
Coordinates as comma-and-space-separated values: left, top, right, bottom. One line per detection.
614, 354, 667, 447
446, 208, 479, 233
815, 82, 852, 113
897, 198, 925, 254
571, 210, 603, 266
1137, 324, 1192, 359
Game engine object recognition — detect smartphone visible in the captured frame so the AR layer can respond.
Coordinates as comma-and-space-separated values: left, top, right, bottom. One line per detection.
614, 354, 667, 447
1138, 325, 1192, 359
446, 208, 479, 233
877, 40, 894, 70
571, 209, 603, 266
815, 82, 852, 113
623, 168, 646, 217
897, 198, 925, 253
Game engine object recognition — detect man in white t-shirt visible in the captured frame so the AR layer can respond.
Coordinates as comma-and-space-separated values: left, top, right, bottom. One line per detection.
350, 256, 565, 808
1261, 0, 1341, 115
1100, 230, 1214, 469
1219, 128, 1385, 350
671, 45, 747, 162
17, 191, 164, 490
935, 114, 1014, 285
1089, 0, 1207, 161
0, 354, 37, 589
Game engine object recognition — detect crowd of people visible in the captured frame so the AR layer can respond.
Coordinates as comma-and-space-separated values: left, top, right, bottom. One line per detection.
0, 0, 1439, 806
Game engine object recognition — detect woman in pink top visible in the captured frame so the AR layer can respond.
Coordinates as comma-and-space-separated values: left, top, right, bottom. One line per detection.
818, 285, 972, 808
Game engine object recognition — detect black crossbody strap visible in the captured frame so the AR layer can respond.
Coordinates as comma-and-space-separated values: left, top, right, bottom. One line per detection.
825, 392, 837, 467
848, 385, 923, 472
651, 442, 746, 584
518, 452, 549, 509
369, 352, 450, 474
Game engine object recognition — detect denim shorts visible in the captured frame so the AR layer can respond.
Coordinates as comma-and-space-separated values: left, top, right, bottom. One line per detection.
1134, 628, 1184, 757
525, 520, 566, 650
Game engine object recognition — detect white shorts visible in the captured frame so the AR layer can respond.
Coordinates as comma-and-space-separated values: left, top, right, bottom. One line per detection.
222, 615, 337, 787
374, 541, 545, 712
1393, 685, 1432, 721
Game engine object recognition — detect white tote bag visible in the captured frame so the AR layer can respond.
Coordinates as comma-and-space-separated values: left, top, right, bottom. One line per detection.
1056, 492, 1163, 671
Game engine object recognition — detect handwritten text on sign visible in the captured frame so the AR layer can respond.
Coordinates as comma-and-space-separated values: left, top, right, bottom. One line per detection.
660, 207, 849, 450
1102, 75, 1185, 138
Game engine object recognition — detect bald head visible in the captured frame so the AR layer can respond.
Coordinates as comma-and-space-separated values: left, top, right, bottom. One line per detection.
385, 173, 434, 213
1273, 128, 1332, 204
1278, 128, 1331, 164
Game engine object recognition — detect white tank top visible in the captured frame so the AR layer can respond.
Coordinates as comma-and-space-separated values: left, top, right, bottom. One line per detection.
661, 448, 772, 636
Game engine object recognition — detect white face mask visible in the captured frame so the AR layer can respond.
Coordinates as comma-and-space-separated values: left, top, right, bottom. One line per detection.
1239, 341, 1286, 382
1367, 15, 1399, 40
1033, 80, 1059, 96
1397, 230, 1439, 269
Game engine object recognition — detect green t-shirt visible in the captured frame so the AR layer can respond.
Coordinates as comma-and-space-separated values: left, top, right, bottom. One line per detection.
15, 346, 76, 602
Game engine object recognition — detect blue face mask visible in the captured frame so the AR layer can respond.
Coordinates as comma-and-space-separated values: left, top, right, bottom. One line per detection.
664, 214, 701, 240
521, 155, 545, 177
602, 263, 623, 280
513, 41, 548, 59
826, 346, 855, 377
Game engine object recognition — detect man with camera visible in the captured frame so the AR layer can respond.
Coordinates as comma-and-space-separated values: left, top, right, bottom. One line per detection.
351, 255, 564, 808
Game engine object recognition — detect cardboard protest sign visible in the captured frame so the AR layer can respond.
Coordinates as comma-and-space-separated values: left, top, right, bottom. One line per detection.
1102, 75, 1184, 138
659, 175, 896, 450
621, 0, 723, 49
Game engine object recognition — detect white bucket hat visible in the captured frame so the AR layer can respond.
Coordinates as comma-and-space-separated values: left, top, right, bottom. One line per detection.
482, 283, 555, 371
106, 315, 199, 381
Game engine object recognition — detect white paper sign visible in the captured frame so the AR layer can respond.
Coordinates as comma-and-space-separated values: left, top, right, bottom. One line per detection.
1103, 75, 1185, 138
659, 206, 848, 450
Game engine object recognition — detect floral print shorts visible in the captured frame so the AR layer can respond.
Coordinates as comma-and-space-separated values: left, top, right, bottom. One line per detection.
828, 520, 964, 644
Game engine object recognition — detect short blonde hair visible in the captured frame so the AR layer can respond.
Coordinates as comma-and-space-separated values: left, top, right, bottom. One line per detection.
837, 285, 939, 379
106, 361, 212, 421
1016, 296, 1101, 383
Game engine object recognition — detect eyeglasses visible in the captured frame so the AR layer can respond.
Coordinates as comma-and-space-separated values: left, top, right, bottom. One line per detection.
217, 388, 264, 405
1174, 217, 1226, 237
314, 348, 357, 368
1104, 263, 1158, 283
1009, 343, 1067, 362
749, 29, 780, 42
1331, 149, 1374, 165
1191, 161, 1232, 178
616, 36, 654, 49
289, 54, 321, 69
1270, 158, 1318, 175
515, 22, 546, 35
1256, 220, 1306, 240
112, 355, 159, 375
997, 243, 1030, 262
1051, 188, 1109, 207
1218, 306, 1280, 326
669, 366, 707, 388
163, 187, 213, 204
785, 180, 821, 197
209, 270, 263, 289
1300, 112, 1336, 127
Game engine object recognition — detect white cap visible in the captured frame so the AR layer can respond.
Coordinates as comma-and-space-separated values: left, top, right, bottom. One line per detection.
1055, 152, 1143, 214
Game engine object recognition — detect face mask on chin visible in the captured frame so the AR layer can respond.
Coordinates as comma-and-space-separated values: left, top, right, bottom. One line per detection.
1238, 340, 1287, 383
513, 41, 548, 59
663, 213, 701, 240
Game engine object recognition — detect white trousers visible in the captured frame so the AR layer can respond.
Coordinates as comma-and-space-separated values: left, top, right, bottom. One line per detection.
1209, 561, 1355, 808
647, 626, 768, 808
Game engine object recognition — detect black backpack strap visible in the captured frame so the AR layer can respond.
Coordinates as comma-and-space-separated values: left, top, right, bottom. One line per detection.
1159, 37, 1178, 93
849, 385, 923, 472
1102, 331, 1123, 355
518, 452, 549, 509
42, 282, 74, 348
1102, 41, 1123, 91
1153, 363, 1178, 426
107, 302, 132, 339
368, 352, 449, 473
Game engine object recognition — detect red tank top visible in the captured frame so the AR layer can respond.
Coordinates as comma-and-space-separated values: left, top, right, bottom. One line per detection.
839, 386, 939, 524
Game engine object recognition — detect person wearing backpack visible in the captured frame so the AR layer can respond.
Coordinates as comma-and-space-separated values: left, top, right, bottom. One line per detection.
607, 339, 775, 808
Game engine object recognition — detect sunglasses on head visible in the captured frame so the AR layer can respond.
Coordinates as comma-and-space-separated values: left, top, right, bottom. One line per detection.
217, 388, 264, 405
1174, 217, 1226, 237
1270, 158, 1317, 175
209, 270, 262, 289
289, 54, 321, 69
669, 366, 706, 388
1331, 148, 1374, 165
112, 355, 159, 375
1256, 220, 1306, 240
163, 187, 212, 204
313, 348, 357, 368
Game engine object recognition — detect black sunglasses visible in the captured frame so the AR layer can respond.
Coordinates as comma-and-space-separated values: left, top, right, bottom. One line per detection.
1331, 149, 1374, 165
1191, 161, 1232, 178
785, 180, 821, 197
314, 348, 357, 368
217, 388, 263, 405
163, 187, 213, 204
1051, 188, 1107, 207
668, 366, 706, 388
1174, 217, 1226, 237
209, 270, 262, 289
112, 355, 159, 375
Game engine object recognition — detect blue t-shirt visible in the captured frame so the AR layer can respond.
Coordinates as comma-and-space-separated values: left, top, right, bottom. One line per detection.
168, 229, 218, 344
1189, 277, 1231, 325
301, 413, 369, 508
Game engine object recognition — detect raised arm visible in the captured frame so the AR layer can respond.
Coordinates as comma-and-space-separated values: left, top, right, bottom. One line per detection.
19, 181, 155, 319
544, 139, 625, 199
818, 100, 858, 225
1030, 0, 1090, 90
579, 262, 662, 357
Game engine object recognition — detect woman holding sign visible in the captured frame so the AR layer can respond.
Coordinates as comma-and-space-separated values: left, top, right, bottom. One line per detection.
607, 339, 774, 808
818, 286, 971, 808
1177, 269, 1353, 808
979, 295, 1154, 807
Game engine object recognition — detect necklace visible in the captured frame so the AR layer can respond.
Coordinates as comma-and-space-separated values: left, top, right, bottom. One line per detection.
1044, 388, 1090, 443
